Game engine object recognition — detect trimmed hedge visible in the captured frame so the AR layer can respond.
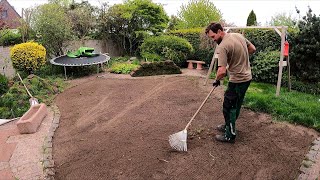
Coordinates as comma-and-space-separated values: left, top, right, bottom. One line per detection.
140, 35, 194, 67
166, 28, 215, 65
251, 50, 280, 84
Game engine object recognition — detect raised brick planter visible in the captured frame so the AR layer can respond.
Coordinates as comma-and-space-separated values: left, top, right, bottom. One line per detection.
16, 103, 48, 134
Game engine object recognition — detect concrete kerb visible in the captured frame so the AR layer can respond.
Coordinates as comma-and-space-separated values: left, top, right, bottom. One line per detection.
297, 137, 320, 179
42, 104, 60, 180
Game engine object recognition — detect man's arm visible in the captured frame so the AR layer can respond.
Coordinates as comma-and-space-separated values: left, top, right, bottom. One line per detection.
247, 41, 256, 54
243, 36, 256, 54
216, 66, 227, 81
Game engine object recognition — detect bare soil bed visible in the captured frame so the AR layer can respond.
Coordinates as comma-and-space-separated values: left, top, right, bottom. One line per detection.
53, 74, 319, 180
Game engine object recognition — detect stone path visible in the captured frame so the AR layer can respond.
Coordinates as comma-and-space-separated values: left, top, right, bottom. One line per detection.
0, 106, 54, 180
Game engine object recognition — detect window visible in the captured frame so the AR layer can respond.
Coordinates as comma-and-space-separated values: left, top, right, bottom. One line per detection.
1, 10, 8, 19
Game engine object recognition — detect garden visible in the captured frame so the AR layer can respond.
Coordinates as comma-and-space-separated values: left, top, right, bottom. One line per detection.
0, 0, 319, 179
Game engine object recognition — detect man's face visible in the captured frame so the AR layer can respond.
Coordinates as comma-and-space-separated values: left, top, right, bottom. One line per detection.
208, 29, 222, 44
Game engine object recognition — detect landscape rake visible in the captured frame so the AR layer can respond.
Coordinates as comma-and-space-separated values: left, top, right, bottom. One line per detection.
169, 86, 217, 151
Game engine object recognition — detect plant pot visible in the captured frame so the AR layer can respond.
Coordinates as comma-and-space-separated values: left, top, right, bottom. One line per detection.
16, 103, 48, 134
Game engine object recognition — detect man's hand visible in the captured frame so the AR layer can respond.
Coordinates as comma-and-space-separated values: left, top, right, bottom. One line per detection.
212, 80, 220, 87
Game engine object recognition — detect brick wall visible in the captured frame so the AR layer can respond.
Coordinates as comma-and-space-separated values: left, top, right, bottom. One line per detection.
0, 46, 15, 78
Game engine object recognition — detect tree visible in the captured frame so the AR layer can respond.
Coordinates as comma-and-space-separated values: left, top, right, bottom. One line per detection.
291, 7, 320, 82
167, 15, 182, 31
246, 10, 257, 26
68, 1, 97, 40
31, 3, 72, 56
97, 0, 169, 55
178, 0, 222, 29
269, 12, 296, 28
48, 0, 73, 8
20, 8, 34, 42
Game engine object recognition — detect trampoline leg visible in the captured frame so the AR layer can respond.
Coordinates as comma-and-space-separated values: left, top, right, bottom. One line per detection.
64, 66, 67, 80
97, 64, 99, 74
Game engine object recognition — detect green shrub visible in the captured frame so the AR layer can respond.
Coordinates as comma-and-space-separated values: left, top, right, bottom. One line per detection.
33, 62, 65, 78
0, 30, 22, 46
244, 29, 280, 53
131, 60, 181, 77
290, 8, 320, 83
10, 42, 46, 74
140, 35, 194, 66
0, 74, 9, 96
167, 28, 214, 65
251, 50, 280, 84
141, 53, 163, 62
0, 75, 66, 119
107, 56, 130, 68
110, 63, 139, 74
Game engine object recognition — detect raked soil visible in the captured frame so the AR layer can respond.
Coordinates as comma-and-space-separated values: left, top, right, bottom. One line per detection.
53, 74, 319, 180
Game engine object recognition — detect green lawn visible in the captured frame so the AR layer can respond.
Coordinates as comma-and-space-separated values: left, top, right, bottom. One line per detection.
243, 82, 320, 131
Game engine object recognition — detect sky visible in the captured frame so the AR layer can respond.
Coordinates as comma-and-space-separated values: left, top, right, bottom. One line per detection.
6, 0, 320, 26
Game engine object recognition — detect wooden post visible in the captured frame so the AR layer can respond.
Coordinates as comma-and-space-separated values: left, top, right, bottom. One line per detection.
203, 43, 217, 86
287, 55, 291, 91
276, 26, 286, 96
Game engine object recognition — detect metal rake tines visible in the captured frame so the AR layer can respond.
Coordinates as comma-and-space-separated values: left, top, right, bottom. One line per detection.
168, 130, 188, 151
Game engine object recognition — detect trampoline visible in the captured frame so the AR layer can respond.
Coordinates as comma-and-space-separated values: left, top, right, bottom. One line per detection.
50, 54, 110, 79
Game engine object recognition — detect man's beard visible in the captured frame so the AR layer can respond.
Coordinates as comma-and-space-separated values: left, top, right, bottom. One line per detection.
216, 37, 222, 45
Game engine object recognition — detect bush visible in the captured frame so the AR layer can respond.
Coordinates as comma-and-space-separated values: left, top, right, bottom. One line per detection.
0, 30, 22, 46
0, 75, 66, 119
290, 8, 320, 83
167, 28, 214, 65
0, 74, 8, 96
244, 29, 280, 53
33, 62, 65, 78
140, 35, 194, 66
10, 42, 46, 74
110, 63, 139, 74
251, 50, 280, 84
131, 60, 181, 77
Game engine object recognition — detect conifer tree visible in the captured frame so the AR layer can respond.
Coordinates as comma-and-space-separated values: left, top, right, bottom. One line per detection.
246, 10, 257, 26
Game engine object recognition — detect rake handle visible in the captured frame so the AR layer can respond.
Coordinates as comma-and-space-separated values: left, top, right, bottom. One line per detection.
17, 73, 33, 98
184, 86, 216, 130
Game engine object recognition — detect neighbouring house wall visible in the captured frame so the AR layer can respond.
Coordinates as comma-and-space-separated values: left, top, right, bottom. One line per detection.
0, 46, 15, 78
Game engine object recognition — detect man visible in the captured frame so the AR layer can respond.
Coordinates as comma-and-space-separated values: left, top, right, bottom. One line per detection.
205, 22, 256, 143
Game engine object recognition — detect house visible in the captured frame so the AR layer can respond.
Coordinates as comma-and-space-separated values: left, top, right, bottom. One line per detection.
0, 0, 21, 29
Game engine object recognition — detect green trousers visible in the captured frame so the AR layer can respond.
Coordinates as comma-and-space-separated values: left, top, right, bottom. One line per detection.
223, 80, 251, 139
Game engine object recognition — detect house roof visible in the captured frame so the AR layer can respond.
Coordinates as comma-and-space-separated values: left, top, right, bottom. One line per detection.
0, 0, 22, 29
0, 0, 21, 17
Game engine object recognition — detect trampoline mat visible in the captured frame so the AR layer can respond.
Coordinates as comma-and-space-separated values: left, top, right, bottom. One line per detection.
50, 54, 110, 66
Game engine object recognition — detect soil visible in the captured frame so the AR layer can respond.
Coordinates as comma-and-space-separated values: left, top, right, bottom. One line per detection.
53, 74, 319, 180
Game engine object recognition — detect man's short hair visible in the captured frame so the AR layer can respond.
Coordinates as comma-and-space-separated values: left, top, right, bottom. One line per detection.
205, 22, 223, 34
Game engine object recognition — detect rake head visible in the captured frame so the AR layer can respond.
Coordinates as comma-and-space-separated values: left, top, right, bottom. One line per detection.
168, 129, 187, 151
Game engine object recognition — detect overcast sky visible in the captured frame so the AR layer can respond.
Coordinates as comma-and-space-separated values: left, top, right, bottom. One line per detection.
7, 0, 320, 26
